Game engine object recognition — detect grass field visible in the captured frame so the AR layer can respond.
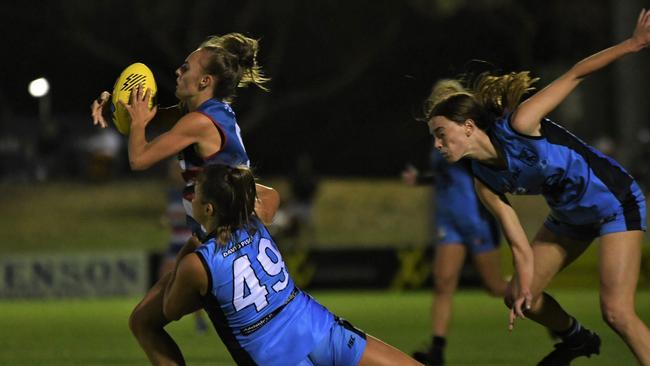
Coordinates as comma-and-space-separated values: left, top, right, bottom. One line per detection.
1, 290, 648, 365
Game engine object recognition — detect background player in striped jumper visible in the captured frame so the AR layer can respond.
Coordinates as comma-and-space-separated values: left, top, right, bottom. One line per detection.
423, 9, 650, 365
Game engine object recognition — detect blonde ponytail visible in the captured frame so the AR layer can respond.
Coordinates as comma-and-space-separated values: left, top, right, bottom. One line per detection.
425, 71, 538, 130
471, 71, 538, 117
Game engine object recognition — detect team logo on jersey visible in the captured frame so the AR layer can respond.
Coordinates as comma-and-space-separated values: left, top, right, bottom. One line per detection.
517, 147, 538, 166
348, 335, 356, 348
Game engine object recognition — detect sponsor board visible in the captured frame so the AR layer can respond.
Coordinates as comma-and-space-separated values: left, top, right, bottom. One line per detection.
0, 252, 149, 298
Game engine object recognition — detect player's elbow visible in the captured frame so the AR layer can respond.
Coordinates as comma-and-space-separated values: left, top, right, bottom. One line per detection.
129, 157, 152, 171
256, 187, 281, 225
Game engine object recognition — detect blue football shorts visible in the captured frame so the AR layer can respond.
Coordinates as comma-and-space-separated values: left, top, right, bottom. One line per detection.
544, 183, 647, 241
297, 317, 367, 366
436, 213, 500, 255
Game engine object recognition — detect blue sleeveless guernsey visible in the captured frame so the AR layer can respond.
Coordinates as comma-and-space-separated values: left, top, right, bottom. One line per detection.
178, 98, 250, 236
194, 219, 335, 365
471, 114, 646, 236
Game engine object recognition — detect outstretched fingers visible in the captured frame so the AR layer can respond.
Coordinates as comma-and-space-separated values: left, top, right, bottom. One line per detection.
91, 91, 111, 128
508, 292, 532, 331
638, 8, 645, 25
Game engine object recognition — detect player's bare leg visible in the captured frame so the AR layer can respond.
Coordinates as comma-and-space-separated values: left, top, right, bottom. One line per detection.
600, 230, 650, 364
506, 226, 600, 365
358, 335, 422, 365
129, 272, 185, 365
473, 248, 507, 297
413, 243, 465, 365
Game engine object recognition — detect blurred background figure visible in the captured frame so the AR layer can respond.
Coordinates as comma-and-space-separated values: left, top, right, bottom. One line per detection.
157, 159, 208, 333
82, 127, 123, 182
273, 153, 320, 249
403, 147, 506, 366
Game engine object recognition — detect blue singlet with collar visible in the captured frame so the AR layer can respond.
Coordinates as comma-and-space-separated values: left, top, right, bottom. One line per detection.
471, 114, 644, 226
194, 218, 334, 366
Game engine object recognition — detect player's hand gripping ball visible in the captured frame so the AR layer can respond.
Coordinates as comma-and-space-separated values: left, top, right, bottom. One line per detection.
111, 63, 157, 135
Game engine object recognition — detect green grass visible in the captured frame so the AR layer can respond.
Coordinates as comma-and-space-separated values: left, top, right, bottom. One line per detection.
0, 290, 648, 365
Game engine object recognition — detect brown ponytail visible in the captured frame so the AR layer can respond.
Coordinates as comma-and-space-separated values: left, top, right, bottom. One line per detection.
196, 164, 258, 245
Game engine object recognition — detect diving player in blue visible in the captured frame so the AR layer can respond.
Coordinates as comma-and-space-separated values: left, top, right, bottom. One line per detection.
423, 9, 650, 365
149, 164, 421, 365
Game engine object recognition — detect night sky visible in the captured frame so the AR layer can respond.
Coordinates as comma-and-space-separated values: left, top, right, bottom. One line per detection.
2, 0, 637, 177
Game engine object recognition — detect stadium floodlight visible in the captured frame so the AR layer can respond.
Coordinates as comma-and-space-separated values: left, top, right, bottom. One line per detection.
28, 77, 50, 98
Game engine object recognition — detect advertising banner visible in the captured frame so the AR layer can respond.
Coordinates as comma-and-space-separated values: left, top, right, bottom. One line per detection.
0, 252, 149, 298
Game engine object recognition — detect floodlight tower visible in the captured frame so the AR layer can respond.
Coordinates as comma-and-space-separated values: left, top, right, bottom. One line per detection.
28, 77, 51, 123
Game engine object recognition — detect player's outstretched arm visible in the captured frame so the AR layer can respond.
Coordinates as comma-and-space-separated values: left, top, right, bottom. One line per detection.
474, 179, 533, 330
512, 8, 650, 135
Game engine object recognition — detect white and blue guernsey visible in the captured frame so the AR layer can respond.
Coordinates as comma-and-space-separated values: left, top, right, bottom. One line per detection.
178, 98, 250, 237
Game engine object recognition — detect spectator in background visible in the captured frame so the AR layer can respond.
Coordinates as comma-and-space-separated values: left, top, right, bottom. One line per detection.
285, 153, 319, 244
403, 138, 506, 365
83, 127, 122, 182
269, 153, 320, 249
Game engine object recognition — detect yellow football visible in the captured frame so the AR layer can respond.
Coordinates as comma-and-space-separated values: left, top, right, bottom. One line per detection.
111, 63, 157, 135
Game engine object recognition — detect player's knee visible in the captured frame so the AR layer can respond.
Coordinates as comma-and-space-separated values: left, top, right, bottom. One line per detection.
128, 307, 141, 336
600, 299, 634, 332
128, 304, 148, 337
433, 275, 458, 295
